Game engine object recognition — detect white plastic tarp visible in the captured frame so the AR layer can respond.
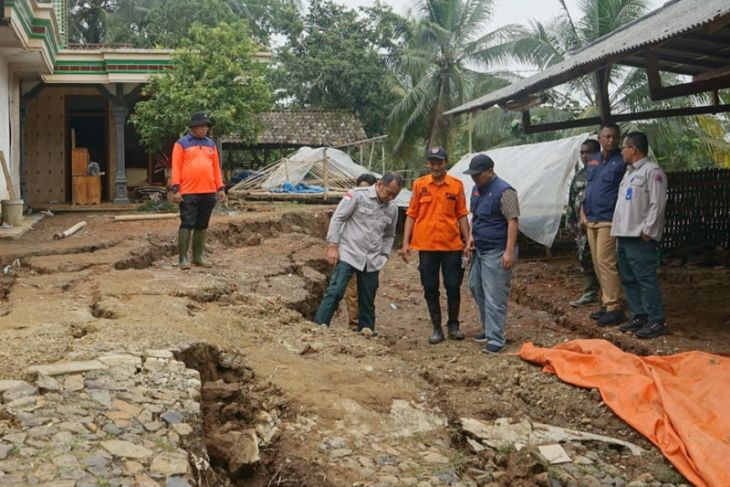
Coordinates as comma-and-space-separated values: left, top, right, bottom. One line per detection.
261, 147, 368, 190
448, 133, 591, 247
261, 146, 412, 207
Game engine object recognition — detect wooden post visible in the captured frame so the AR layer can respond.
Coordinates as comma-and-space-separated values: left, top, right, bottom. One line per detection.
368, 141, 375, 170
595, 67, 612, 124
468, 112, 473, 153
323, 148, 329, 201
381, 145, 385, 174
359, 145, 364, 166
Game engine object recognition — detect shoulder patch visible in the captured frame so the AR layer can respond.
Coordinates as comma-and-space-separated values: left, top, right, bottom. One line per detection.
655, 174, 663, 183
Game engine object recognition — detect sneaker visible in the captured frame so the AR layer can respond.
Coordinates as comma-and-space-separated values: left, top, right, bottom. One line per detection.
473, 332, 488, 343
481, 343, 504, 354
360, 327, 378, 337
589, 308, 606, 320
635, 321, 669, 339
620, 315, 648, 333
597, 309, 626, 327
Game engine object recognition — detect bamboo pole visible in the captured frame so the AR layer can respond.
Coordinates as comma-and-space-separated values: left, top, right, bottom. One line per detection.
53, 221, 87, 240
113, 213, 179, 222
323, 148, 329, 201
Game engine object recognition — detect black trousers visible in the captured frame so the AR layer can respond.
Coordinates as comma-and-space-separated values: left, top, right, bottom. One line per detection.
179, 193, 217, 230
418, 250, 464, 327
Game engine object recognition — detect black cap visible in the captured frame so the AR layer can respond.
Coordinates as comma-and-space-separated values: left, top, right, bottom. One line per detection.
189, 111, 212, 128
426, 146, 448, 160
463, 154, 494, 175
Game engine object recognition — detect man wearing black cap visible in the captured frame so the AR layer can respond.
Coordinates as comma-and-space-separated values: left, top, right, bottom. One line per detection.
401, 146, 471, 344
463, 154, 519, 354
170, 112, 227, 269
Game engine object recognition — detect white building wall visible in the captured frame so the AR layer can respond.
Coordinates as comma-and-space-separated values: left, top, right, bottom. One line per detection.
0, 55, 11, 201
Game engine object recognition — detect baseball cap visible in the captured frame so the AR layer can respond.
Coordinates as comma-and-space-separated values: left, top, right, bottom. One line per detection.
463, 154, 495, 175
426, 146, 448, 160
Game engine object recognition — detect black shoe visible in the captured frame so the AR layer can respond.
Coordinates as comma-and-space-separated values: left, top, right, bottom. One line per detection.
429, 327, 444, 344
620, 315, 648, 333
598, 310, 626, 327
589, 308, 606, 320
473, 332, 488, 343
635, 321, 670, 339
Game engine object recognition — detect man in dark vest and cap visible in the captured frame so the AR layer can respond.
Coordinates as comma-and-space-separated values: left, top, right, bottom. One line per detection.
171, 111, 227, 269
464, 154, 520, 354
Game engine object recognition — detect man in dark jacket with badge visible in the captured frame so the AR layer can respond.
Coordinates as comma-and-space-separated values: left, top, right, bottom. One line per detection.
581, 123, 626, 326
464, 154, 520, 354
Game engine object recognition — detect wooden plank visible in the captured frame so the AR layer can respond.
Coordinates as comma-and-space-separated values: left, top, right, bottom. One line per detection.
649, 72, 730, 101
522, 104, 730, 134
53, 221, 87, 240
0, 150, 17, 200
113, 213, 179, 222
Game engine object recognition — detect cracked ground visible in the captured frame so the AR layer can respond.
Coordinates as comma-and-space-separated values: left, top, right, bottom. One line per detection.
1, 204, 727, 486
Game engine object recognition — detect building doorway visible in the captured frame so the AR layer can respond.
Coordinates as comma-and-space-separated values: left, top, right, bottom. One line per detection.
66, 96, 108, 201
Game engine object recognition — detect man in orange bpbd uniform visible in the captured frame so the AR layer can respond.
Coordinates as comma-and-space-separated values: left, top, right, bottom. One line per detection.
171, 112, 227, 270
401, 147, 471, 344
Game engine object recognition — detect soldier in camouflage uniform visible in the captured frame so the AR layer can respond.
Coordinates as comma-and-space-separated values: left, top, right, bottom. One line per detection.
568, 140, 601, 306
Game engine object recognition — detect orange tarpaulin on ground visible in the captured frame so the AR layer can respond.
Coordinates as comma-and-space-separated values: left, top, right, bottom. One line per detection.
518, 339, 730, 487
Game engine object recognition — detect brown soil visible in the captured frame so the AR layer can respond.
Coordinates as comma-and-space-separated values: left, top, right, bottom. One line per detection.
1, 203, 726, 486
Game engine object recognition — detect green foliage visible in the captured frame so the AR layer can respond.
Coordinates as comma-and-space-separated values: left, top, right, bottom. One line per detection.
130, 22, 271, 153
69, 0, 117, 44
105, 0, 299, 47
137, 199, 177, 213
272, 0, 400, 137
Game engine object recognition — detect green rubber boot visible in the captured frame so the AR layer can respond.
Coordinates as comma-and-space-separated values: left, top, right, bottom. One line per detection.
178, 228, 192, 270
570, 274, 599, 307
192, 229, 211, 267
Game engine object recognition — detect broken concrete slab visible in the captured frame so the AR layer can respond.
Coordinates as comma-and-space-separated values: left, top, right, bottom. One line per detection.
459, 417, 644, 456
27, 360, 107, 377
1, 382, 37, 403
537, 444, 571, 464
0, 380, 29, 393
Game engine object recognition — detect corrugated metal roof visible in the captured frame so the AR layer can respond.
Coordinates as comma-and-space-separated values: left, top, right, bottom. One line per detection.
446, 0, 730, 116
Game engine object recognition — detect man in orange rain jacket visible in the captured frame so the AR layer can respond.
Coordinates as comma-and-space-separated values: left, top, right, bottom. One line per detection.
171, 112, 226, 269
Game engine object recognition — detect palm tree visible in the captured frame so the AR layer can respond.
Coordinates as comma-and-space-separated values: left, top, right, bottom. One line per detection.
69, 0, 118, 44
388, 0, 525, 159
511, 0, 650, 107
509, 0, 729, 168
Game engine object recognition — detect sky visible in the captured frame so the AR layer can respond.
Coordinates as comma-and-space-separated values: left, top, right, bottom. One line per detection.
328, 0, 663, 73
334, 0, 663, 23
